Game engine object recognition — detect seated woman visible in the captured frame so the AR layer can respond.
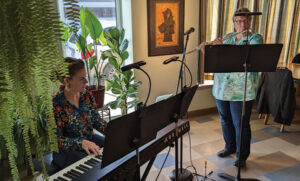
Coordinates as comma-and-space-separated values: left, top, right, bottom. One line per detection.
52, 57, 106, 169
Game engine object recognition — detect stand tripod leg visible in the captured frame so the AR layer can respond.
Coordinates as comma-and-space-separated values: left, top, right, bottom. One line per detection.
141, 158, 155, 181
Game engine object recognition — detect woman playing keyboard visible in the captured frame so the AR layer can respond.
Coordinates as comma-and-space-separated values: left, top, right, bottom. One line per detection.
52, 57, 106, 169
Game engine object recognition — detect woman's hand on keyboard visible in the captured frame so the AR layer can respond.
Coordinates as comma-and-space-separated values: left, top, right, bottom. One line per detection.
82, 139, 101, 156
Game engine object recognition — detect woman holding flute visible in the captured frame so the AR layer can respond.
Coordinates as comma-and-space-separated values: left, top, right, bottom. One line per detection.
199, 8, 263, 168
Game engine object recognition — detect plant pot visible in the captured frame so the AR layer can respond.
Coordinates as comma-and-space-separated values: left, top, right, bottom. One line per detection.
89, 85, 105, 108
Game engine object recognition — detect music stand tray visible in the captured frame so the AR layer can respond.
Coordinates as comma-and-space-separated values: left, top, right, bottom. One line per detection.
204, 44, 282, 73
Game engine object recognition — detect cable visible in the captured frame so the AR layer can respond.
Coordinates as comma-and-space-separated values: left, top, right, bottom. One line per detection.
186, 131, 200, 181
155, 146, 171, 181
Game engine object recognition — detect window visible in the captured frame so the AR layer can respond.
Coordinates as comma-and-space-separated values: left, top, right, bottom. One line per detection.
58, 0, 117, 58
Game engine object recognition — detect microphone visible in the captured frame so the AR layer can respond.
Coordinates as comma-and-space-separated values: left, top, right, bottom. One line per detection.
121, 61, 146, 71
235, 12, 262, 16
163, 56, 179, 65
184, 27, 195, 35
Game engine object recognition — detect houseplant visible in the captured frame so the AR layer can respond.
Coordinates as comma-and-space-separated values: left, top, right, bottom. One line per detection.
0, 98, 51, 178
102, 28, 141, 115
62, 7, 108, 108
0, 0, 75, 180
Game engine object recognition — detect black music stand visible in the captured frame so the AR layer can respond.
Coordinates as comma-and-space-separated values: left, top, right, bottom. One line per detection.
204, 44, 282, 181
170, 85, 198, 181
101, 86, 196, 180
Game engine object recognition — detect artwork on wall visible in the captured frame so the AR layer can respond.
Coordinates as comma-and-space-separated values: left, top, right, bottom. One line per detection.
147, 0, 184, 56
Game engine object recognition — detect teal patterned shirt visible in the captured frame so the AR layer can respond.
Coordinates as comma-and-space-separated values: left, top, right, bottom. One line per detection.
212, 32, 263, 101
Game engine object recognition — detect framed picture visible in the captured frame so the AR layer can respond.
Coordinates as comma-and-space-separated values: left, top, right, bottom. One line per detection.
147, 0, 184, 56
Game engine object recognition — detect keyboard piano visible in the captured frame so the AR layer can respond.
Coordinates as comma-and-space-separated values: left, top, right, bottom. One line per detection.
48, 120, 190, 181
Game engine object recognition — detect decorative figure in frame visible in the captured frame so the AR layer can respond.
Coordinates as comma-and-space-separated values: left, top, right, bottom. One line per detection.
158, 8, 175, 42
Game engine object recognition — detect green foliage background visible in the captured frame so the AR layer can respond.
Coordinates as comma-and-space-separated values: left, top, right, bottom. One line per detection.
0, 0, 75, 180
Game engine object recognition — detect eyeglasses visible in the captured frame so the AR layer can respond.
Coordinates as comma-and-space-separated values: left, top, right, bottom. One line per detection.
234, 20, 249, 25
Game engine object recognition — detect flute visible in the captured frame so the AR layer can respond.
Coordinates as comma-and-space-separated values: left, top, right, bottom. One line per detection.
186, 30, 249, 55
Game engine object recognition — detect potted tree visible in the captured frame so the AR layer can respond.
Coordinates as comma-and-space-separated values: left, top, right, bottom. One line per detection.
102, 28, 142, 115
62, 7, 108, 108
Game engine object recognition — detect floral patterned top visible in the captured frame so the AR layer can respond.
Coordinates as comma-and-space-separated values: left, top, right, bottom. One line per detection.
212, 32, 263, 101
53, 87, 106, 153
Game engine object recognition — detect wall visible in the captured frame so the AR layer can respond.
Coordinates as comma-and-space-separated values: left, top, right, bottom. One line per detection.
131, 0, 216, 111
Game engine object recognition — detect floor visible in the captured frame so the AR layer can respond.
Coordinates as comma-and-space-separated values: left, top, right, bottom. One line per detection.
143, 108, 300, 181
1, 98, 299, 181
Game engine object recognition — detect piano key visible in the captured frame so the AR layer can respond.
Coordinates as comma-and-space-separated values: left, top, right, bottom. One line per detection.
70, 169, 83, 176
90, 158, 101, 163
95, 155, 102, 160
63, 173, 77, 180
84, 160, 96, 167
88, 158, 99, 164
76, 165, 88, 172
67, 170, 80, 178
57, 176, 69, 181
49, 154, 103, 180
78, 164, 90, 170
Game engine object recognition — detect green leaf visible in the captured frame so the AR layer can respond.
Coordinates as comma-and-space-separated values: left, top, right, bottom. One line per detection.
103, 30, 112, 40
87, 43, 93, 52
102, 50, 113, 59
106, 39, 115, 49
85, 8, 103, 41
119, 28, 125, 43
115, 97, 123, 108
105, 80, 113, 91
128, 91, 138, 97
121, 51, 129, 61
120, 39, 128, 53
108, 57, 119, 70
109, 28, 120, 41
131, 81, 142, 87
99, 31, 107, 45
122, 70, 133, 84
80, 7, 89, 38
89, 56, 97, 70
128, 86, 137, 93
75, 41, 82, 52
111, 51, 123, 65
111, 87, 121, 95
76, 35, 87, 56
107, 100, 118, 109
61, 22, 72, 42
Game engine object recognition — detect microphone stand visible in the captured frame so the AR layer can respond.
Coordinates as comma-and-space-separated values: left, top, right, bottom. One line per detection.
170, 33, 193, 181
175, 60, 192, 87
131, 66, 151, 181
218, 14, 260, 181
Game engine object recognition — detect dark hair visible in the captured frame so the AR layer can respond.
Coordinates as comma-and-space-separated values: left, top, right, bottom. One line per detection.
58, 57, 85, 84
65, 57, 85, 78
233, 8, 252, 22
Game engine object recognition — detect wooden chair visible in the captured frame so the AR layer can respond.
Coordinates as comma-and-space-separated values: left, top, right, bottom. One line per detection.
258, 114, 285, 132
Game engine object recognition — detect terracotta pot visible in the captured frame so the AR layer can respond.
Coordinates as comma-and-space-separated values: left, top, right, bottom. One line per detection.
90, 85, 105, 108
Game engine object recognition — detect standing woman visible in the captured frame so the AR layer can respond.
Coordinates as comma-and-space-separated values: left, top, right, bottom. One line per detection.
52, 57, 106, 169
199, 8, 263, 167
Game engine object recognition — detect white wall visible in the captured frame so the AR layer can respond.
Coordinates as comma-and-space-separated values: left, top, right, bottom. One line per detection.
131, 0, 216, 111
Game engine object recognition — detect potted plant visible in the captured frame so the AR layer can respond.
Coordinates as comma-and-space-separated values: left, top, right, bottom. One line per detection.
62, 7, 108, 108
102, 28, 142, 115
0, 0, 72, 179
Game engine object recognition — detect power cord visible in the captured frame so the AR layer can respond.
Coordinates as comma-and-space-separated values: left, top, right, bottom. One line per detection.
185, 131, 200, 181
